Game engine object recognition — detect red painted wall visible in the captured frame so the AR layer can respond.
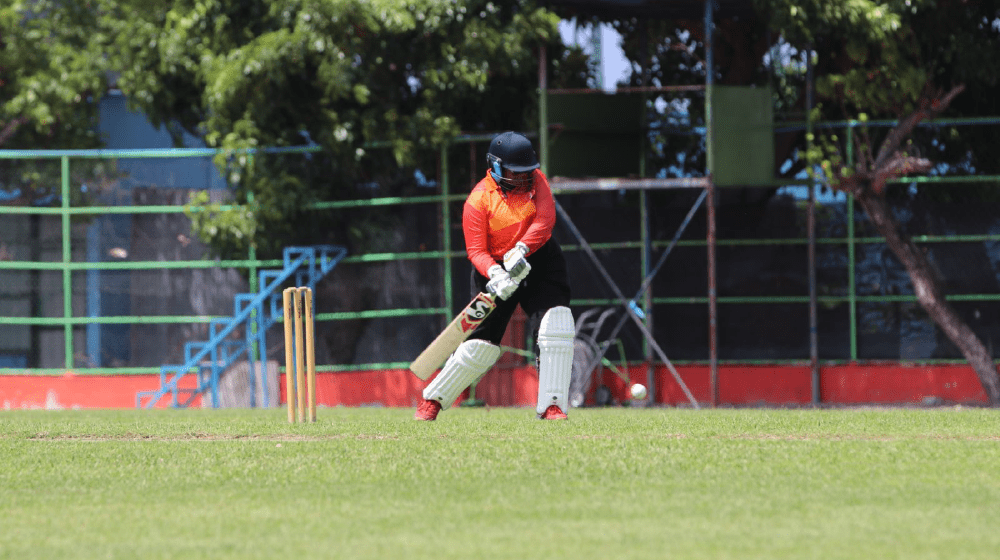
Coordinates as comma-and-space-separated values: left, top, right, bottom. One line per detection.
0, 363, 988, 409
0, 372, 203, 409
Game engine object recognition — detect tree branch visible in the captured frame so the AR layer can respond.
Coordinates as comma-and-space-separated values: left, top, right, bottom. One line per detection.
0, 116, 27, 147
871, 152, 932, 194
873, 84, 965, 170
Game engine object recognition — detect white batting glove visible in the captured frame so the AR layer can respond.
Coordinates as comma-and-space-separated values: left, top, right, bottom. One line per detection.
486, 264, 519, 300
503, 241, 531, 283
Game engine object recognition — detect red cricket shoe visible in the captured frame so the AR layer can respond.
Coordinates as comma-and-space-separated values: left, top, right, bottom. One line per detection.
414, 399, 442, 421
539, 405, 567, 420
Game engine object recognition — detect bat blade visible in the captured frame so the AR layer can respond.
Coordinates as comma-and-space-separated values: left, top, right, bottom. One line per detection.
409, 292, 496, 380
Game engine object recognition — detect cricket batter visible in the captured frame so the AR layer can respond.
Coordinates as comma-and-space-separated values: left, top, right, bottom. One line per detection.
415, 131, 574, 421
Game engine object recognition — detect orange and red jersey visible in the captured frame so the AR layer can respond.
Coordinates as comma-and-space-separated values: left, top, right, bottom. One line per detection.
463, 169, 556, 277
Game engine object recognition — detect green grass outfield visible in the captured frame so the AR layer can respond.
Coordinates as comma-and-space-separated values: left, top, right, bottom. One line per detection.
2, 407, 999, 559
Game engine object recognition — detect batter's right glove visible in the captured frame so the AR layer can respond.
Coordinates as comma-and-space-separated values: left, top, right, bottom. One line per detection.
486, 264, 519, 300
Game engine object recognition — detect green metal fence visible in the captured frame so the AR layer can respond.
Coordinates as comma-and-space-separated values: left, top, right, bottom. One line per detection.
2, 118, 1000, 377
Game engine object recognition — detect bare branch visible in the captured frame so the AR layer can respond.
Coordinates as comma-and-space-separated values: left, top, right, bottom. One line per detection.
871, 153, 932, 194
0, 117, 28, 147
873, 84, 965, 169
833, 172, 863, 197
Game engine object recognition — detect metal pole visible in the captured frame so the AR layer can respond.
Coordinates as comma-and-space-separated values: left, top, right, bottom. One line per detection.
807, 47, 820, 404
638, 18, 654, 403
846, 124, 858, 361
61, 156, 73, 370
441, 145, 452, 318
535, 43, 549, 404
246, 187, 259, 407
538, 43, 549, 174
808, 182, 819, 402
705, 0, 715, 89
641, 189, 654, 403
707, 179, 717, 408
705, 0, 718, 407
86, 221, 101, 367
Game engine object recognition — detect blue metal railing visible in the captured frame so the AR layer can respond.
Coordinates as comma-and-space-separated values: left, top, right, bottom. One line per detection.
136, 245, 347, 409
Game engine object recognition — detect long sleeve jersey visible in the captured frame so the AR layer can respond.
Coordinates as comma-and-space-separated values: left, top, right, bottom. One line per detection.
462, 169, 556, 278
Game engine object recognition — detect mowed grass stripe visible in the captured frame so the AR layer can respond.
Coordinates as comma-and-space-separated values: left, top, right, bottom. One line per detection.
1, 407, 998, 560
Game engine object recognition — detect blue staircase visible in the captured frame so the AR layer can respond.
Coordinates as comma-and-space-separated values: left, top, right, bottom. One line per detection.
136, 245, 348, 409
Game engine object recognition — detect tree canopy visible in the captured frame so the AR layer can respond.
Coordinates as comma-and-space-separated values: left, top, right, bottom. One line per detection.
2, 0, 589, 253
753, 0, 1000, 190
116, 0, 588, 255
0, 1, 109, 149
603, 0, 999, 182
115, 1, 567, 157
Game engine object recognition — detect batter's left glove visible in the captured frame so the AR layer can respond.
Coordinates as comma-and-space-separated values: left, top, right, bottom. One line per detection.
503, 241, 531, 283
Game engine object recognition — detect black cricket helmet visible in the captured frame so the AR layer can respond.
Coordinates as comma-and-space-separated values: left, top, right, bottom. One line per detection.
486, 131, 539, 193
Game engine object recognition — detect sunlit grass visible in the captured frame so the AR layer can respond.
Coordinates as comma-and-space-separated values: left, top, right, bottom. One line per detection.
1, 407, 998, 559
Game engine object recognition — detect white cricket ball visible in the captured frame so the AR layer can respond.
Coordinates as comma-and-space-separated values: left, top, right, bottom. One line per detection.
630, 383, 647, 400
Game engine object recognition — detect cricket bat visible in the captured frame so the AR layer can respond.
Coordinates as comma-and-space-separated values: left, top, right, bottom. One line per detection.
409, 292, 496, 380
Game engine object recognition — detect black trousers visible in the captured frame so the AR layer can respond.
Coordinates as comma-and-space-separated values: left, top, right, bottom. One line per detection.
468, 239, 571, 345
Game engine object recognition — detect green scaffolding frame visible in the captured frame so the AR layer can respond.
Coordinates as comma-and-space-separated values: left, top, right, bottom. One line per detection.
2, 118, 1000, 376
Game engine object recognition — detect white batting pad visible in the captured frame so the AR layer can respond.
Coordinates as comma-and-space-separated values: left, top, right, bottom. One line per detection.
423, 339, 501, 409
536, 306, 575, 415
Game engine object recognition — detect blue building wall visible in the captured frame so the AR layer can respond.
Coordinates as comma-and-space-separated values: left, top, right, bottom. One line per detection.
88, 93, 226, 367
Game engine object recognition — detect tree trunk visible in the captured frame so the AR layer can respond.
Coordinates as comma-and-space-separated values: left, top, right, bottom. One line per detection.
856, 191, 1000, 405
